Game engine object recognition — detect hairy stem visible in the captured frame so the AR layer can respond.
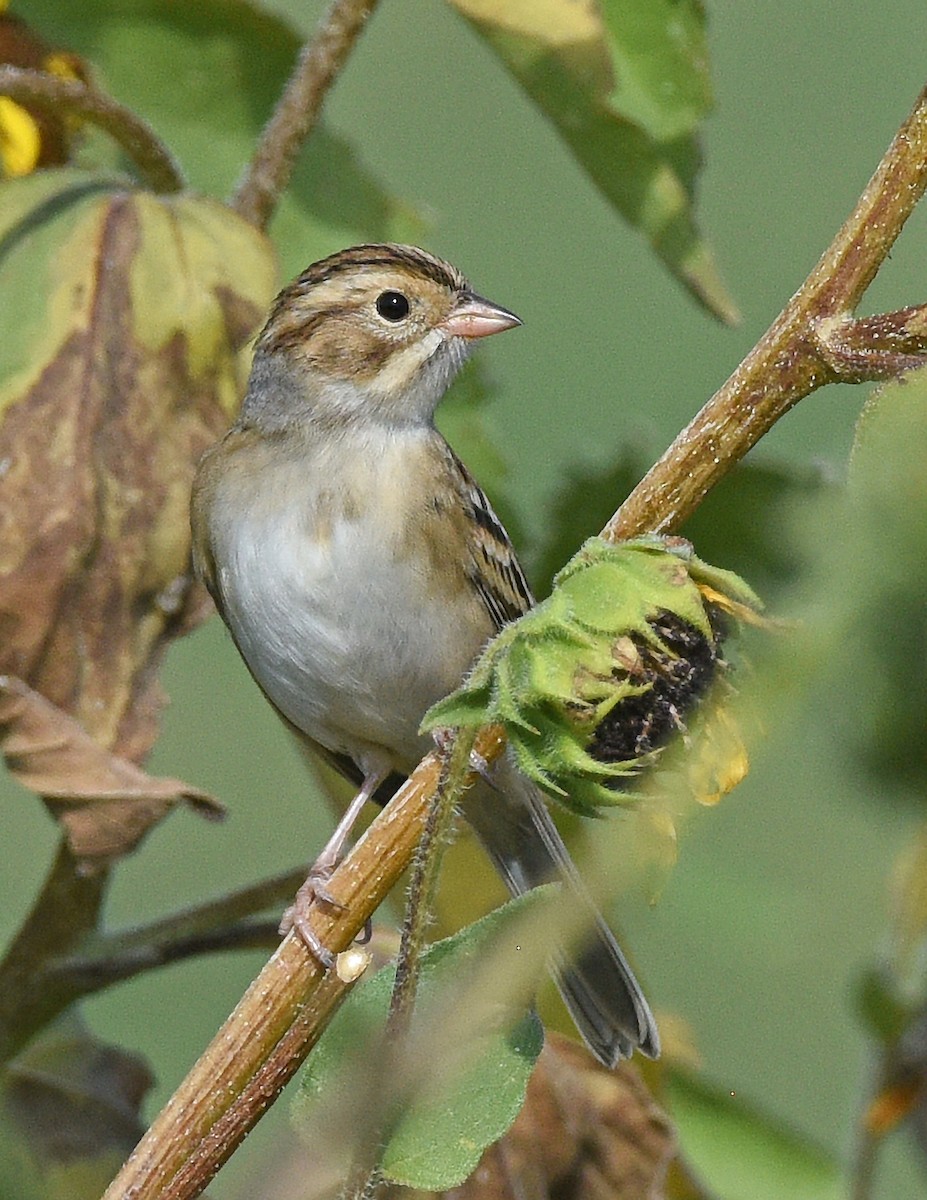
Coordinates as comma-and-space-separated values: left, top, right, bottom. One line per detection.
0, 66, 185, 192
345, 728, 478, 1200
232, 0, 383, 229
389, 729, 475, 1040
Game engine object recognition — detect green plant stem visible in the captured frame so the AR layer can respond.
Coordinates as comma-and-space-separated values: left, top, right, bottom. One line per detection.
606, 85, 927, 542
0, 66, 185, 192
389, 729, 476, 1040
232, 0, 383, 229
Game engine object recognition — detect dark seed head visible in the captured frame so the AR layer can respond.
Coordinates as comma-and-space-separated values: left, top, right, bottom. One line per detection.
588, 610, 723, 775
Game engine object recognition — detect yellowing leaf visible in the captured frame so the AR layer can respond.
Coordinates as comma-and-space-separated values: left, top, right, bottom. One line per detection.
0, 167, 273, 857
0, 169, 276, 769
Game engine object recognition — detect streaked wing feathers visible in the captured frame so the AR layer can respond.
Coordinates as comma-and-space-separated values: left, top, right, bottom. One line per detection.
447, 446, 534, 630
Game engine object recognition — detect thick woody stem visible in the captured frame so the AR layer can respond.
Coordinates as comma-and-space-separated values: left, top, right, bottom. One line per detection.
0, 66, 185, 193
159, 947, 372, 1200
231, 0, 383, 229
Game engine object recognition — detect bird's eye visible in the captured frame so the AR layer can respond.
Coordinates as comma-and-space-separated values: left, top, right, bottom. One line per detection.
375, 290, 411, 322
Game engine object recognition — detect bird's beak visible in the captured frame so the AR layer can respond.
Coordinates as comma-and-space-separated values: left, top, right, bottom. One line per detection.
441, 293, 522, 340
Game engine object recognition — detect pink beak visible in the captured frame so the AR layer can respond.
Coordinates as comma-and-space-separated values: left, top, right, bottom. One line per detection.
441, 293, 522, 340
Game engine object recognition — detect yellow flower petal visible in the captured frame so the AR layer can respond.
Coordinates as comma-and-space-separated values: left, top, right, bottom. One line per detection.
0, 96, 41, 177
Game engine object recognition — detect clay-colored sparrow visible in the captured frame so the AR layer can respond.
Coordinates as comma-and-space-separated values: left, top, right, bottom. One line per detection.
191, 244, 659, 1065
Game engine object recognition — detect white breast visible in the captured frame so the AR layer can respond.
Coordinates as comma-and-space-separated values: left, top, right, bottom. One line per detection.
207, 430, 479, 772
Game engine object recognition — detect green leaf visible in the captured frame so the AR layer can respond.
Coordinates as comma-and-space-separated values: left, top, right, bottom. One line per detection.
601, 0, 713, 143
667, 1071, 846, 1200
805, 366, 927, 793
381, 1013, 542, 1188
449, 0, 736, 322
294, 891, 550, 1191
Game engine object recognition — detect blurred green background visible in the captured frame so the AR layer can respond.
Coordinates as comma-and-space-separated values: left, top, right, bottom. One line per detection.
3, 1, 927, 1195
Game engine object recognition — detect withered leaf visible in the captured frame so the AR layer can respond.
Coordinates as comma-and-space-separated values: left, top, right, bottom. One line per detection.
0, 674, 223, 866
0, 167, 276, 766
0, 1015, 153, 1199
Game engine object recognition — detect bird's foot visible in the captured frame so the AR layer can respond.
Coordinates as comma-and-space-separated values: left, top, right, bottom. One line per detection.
279, 857, 346, 969
281, 764, 390, 967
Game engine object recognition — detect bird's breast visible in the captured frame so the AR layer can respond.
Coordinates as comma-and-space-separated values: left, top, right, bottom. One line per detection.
201, 430, 492, 770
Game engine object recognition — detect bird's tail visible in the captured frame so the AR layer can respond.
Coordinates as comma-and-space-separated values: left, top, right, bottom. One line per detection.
463, 767, 659, 1067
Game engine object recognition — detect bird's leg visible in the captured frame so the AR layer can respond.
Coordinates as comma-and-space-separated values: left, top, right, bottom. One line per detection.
281, 766, 388, 967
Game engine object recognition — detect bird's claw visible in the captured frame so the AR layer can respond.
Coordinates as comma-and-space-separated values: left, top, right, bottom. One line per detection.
280, 863, 348, 969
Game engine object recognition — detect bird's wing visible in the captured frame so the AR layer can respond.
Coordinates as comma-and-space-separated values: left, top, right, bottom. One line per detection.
446, 445, 534, 631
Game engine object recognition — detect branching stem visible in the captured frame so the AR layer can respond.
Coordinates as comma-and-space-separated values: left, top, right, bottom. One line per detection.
0, 66, 184, 192
606, 86, 927, 540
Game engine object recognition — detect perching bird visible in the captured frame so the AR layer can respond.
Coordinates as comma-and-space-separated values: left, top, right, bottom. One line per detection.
191, 243, 659, 1065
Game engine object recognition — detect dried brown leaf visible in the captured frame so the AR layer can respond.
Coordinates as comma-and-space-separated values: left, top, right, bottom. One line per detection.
0, 674, 222, 865
0, 1016, 153, 1198
0, 169, 276, 765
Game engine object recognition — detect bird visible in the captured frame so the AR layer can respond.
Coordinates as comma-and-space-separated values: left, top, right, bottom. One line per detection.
190, 243, 659, 1066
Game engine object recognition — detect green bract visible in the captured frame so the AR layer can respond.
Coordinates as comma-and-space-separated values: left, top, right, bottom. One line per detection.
423, 536, 760, 816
